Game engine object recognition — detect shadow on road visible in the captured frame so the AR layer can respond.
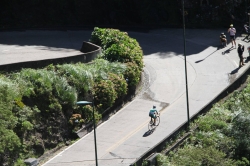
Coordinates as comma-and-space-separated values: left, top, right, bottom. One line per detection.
230, 68, 239, 74
0, 29, 227, 60
143, 129, 155, 137
222, 46, 235, 55
195, 46, 221, 63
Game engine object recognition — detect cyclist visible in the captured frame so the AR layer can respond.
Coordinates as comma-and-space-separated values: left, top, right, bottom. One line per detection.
149, 105, 158, 125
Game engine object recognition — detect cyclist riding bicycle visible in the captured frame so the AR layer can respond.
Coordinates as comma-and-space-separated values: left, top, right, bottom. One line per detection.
149, 105, 158, 125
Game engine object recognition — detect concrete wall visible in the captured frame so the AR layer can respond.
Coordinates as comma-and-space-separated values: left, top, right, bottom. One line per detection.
0, 41, 101, 72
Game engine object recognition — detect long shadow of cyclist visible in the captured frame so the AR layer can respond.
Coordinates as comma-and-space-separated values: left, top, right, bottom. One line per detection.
143, 128, 156, 137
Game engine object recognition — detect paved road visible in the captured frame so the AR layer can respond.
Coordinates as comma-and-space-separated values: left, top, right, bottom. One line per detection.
1, 29, 249, 166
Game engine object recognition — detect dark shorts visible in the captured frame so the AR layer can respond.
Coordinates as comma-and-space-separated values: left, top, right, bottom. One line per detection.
149, 113, 156, 118
230, 35, 235, 40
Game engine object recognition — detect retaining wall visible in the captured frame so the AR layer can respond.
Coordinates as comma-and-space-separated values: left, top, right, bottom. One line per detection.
0, 41, 101, 72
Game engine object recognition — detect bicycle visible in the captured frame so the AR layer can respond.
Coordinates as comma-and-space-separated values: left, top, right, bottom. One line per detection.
148, 113, 160, 131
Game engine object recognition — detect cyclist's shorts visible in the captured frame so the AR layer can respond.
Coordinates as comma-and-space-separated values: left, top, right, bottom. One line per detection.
149, 113, 156, 118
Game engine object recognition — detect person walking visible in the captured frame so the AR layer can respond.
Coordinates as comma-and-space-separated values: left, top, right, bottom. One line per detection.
237, 43, 245, 68
228, 24, 236, 48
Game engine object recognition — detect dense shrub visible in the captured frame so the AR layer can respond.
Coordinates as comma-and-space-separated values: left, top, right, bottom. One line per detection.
93, 79, 117, 111
124, 62, 141, 87
157, 146, 237, 166
90, 27, 143, 71
108, 73, 127, 97
0, 77, 21, 166
229, 112, 250, 160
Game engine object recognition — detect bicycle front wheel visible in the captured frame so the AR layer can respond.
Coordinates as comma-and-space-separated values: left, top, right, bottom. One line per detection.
155, 116, 160, 126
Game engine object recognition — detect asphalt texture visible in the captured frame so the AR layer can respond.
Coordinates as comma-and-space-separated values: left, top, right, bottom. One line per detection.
1, 29, 250, 166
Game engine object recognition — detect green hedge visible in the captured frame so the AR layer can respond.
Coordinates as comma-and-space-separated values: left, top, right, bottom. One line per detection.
90, 27, 143, 87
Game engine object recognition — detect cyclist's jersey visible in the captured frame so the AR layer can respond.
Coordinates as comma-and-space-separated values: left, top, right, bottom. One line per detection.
149, 109, 157, 117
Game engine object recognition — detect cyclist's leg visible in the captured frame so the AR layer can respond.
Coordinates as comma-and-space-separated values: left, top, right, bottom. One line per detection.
153, 114, 156, 125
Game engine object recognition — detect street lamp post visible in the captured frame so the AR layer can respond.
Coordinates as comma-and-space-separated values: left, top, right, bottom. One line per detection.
182, 0, 190, 129
76, 101, 98, 166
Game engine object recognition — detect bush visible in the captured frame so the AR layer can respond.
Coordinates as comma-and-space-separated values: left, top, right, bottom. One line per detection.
165, 146, 237, 166
124, 62, 141, 87
93, 79, 117, 111
90, 27, 143, 71
0, 78, 21, 166
229, 112, 250, 160
108, 73, 127, 97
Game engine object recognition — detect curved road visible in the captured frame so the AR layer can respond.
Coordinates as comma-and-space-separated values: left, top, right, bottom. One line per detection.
0, 29, 249, 166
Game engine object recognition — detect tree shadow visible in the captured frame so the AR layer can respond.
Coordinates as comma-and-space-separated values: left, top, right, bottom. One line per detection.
195, 46, 221, 63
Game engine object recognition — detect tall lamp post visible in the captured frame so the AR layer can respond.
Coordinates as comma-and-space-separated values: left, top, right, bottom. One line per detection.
76, 101, 98, 166
182, 0, 190, 129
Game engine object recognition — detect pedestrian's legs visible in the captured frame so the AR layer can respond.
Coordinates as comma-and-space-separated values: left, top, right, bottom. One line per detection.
233, 39, 236, 47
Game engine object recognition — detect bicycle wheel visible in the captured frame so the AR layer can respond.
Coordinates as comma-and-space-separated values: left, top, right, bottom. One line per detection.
148, 120, 154, 131
155, 116, 160, 126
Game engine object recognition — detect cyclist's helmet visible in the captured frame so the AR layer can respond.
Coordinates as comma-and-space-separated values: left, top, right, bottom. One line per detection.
153, 105, 156, 109
221, 32, 224, 35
